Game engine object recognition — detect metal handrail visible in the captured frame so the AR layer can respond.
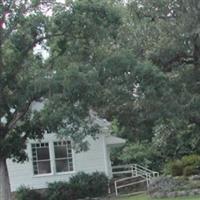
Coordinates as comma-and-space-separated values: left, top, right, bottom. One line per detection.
117, 179, 146, 189
112, 163, 159, 177
112, 163, 159, 196
114, 174, 148, 196
112, 163, 152, 172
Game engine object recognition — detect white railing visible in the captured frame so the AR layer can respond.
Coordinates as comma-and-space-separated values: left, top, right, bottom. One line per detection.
112, 164, 159, 196
112, 163, 159, 178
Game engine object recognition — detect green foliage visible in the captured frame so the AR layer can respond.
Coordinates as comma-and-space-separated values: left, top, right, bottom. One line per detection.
97, 50, 168, 142
166, 160, 184, 177
46, 182, 76, 200
183, 166, 199, 177
0, 1, 122, 197
182, 155, 200, 177
165, 155, 200, 177
89, 172, 109, 196
182, 155, 200, 167
0, 0, 122, 161
16, 186, 43, 200
46, 172, 108, 199
152, 119, 200, 163
110, 0, 200, 171
2, 0, 200, 195
70, 172, 108, 198
69, 172, 91, 198
111, 142, 162, 171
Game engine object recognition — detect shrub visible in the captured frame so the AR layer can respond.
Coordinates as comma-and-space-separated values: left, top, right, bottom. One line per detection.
46, 172, 109, 200
182, 155, 200, 168
69, 172, 108, 198
69, 172, 91, 198
16, 186, 43, 200
87, 172, 108, 197
183, 166, 199, 177
46, 181, 78, 200
165, 155, 200, 177
168, 160, 184, 176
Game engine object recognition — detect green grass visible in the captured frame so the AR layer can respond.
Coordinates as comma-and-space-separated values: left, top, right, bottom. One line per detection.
120, 194, 200, 200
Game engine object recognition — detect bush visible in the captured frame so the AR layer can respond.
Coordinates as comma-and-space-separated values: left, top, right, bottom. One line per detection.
88, 172, 109, 197
16, 186, 43, 200
46, 172, 108, 200
69, 172, 91, 198
165, 155, 200, 177
46, 181, 78, 200
113, 142, 162, 171
183, 166, 199, 177
182, 155, 200, 168
168, 160, 184, 176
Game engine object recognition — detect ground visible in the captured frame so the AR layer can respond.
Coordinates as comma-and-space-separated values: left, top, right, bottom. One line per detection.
120, 194, 200, 200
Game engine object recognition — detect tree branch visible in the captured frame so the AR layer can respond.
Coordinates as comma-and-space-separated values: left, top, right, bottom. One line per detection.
7, 101, 32, 130
135, 10, 176, 22
7, 92, 45, 131
152, 53, 194, 72
24, 32, 65, 56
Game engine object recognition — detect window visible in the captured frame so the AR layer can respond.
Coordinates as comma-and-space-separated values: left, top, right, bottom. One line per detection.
31, 143, 51, 175
54, 141, 73, 173
31, 141, 74, 176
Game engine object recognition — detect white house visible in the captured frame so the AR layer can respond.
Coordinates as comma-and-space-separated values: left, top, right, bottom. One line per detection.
7, 102, 125, 192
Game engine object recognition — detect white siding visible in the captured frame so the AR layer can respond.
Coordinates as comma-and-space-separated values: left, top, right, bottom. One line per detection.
104, 147, 113, 178
7, 133, 110, 192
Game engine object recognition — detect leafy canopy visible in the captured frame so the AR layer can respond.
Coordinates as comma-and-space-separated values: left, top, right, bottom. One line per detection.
0, 0, 122, 161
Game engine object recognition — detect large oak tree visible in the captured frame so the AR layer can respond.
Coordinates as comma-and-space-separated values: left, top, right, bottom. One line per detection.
0, 0, 122, 199
111, 0, 200, 168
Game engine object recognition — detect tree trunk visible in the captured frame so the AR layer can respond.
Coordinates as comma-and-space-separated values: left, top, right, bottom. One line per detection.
0, 157, 11, 200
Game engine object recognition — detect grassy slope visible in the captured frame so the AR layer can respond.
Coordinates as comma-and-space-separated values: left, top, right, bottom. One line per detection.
121, 194, 200, 200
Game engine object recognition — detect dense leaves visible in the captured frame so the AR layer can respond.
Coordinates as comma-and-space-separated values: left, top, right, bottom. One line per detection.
46, 172, 108, 199
165, 155, 200, 177
1, 2, 200, 198
108, 0, 200, 170
0, 0, 122, 161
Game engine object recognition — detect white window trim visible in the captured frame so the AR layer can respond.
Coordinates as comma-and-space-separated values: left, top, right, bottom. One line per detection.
30, 140, 75, 178
31, 142, 52, 176
52, 140, 76, 175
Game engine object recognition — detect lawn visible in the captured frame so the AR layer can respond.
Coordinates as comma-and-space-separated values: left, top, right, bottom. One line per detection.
120, 194, 200, 200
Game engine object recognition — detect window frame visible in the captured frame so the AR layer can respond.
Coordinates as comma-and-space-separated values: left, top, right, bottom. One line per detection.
31, 142, 53, 176
53, 141, 74, 174
30, 140, 75, 177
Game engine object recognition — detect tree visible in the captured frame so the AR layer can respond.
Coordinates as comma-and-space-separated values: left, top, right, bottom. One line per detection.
95, 50, 168, 141
103, 0, 200, 168
0, 0, 122, 199
128, 0, 200, 158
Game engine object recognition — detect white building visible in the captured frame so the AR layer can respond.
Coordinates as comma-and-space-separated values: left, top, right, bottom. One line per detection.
7, 102, 125, 192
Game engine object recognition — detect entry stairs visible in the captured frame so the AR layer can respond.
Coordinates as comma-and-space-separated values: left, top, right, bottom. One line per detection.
111, 164, 159, 196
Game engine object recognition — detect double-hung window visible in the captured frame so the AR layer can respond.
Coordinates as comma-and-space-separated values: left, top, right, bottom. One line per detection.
54, 141, 73, 173
31, 143, 51, 175
31, 140, 73, 175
